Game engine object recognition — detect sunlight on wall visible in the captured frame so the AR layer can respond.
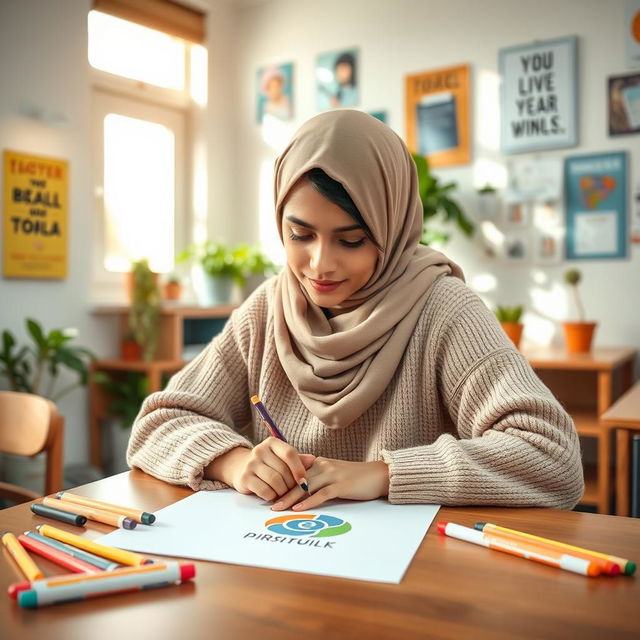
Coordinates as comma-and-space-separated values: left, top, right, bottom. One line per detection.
261, 113, 294, 153
476, 70, 501, 153
259, 159, 285, 266
190, 44, 208, 107
469, 272, 498, 293
473, 158, 508, 190
192, 140, 208, 246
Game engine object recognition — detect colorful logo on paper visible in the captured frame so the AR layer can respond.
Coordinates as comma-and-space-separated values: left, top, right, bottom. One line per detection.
579, 175, 617, 209
265, 513, 352, 538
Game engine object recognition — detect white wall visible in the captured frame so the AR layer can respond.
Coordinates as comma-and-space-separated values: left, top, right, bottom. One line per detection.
1, 0, 638, 471
230, 0, 640, 361
0, 0, 117, 467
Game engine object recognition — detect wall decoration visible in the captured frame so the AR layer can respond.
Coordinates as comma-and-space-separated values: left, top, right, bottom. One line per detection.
316, 48, 358, 110
256, 62, 293, 123
565, 151, 628, 260
608, 72, 640, 135
626, 0, 640, 68
503, 200, 530, 227
533, 227, 563, 265
503, 232, 529, 261
3, 150, 68, 279
405, 64, 471, 168
631, 179, 640, 242
499, 36, 578, 154
369, 111, 387, 123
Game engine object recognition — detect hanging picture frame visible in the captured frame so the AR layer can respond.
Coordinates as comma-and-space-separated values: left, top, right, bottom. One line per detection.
608, 72, 640, 136
565, 151, 628, 260
405, 64, 471, 168
256, 62, 294, 123
499, 36, 578, 154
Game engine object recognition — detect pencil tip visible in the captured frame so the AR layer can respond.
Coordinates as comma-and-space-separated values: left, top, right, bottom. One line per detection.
300, 481, 309, 492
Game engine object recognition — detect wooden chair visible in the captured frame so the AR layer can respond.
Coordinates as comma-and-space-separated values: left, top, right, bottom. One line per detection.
0, 391, 64, 504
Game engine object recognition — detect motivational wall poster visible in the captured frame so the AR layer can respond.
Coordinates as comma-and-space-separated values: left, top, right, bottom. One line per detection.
499, 36, 578, 154
608, 72, 640, 136
99, 490, 440, 584
3, 150, 68, 278
405, 64, 471, 168
565, 151, 628, 260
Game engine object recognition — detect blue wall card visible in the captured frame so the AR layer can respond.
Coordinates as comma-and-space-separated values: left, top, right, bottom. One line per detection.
565, 151, 628, 260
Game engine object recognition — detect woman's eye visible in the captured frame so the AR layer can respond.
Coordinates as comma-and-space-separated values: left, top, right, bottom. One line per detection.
340, 238, 366, 248
289, 231, 312, 242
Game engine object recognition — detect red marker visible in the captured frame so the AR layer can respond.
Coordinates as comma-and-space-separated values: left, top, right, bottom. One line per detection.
17, 534, 101, 575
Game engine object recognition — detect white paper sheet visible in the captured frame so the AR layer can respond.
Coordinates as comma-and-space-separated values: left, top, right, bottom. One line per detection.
97, 490, 439, 583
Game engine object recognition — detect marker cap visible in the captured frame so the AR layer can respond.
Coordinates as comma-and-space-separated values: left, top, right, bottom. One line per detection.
141, 513, 156, 525
625, 561, 636, 576
18, 590, 38, 609
122, 518, 137, 530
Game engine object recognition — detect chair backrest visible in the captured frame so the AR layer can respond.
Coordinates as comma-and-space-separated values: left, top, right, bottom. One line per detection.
0, 391, 64, 497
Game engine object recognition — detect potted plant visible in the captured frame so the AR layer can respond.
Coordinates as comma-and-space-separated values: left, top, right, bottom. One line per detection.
234, 244, 279, 299
128, 258, 161, 362
0, 318, 94, 493
494, 305, 524, 349
563, 268, 597, 353
178, 241, 244, 305
412, 153, 474, 245
93, 371, 149, 475
477, 184, 500, 220
162, 273, 183, 302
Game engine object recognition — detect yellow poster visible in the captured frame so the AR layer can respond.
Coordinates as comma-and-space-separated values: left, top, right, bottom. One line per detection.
3, 150, 68, 278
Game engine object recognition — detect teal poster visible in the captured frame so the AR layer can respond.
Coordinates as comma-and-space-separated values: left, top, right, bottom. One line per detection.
565, 151, 628, 259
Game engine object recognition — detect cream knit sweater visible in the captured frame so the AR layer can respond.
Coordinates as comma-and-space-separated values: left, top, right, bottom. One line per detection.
127, 275, 584, 509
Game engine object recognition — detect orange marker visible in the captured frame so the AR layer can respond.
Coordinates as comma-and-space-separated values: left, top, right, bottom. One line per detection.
473, 522, 624, 576
1, 531, 44, 581
437, 522, 601, 577
56, 492, 155, 525
36, 524, 150, 566
42, 497, 137, 530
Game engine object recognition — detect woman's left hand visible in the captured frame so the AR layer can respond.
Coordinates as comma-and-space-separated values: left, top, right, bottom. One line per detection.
271, 457, 390, 512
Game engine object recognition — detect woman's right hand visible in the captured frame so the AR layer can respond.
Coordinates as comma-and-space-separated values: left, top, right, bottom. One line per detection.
206, 439, 315, 502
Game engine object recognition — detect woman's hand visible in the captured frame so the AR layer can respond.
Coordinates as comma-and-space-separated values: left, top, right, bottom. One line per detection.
271, 457, 390, 512
206, 439, 315, 502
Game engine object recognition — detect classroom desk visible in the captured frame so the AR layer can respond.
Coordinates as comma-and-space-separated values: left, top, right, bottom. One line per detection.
1, 471, 639, 640
601, 380, 640, 516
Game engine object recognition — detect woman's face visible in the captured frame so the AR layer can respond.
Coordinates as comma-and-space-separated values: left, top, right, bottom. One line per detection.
282, 178, 379, 313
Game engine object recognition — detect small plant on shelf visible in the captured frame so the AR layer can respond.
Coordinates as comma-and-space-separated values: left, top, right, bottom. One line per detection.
562, 268, 597, 353
493, 305, 524, 349
129, 258, 161, 362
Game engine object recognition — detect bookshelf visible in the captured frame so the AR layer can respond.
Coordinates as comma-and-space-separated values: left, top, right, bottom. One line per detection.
89, 304, 235, 469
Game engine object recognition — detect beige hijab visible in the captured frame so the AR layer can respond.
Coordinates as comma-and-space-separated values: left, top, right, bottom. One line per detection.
273, 110, 464, 429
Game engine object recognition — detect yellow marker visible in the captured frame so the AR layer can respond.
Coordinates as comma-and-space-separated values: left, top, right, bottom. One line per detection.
36, 524, 149, 567
2, 531, 44, 581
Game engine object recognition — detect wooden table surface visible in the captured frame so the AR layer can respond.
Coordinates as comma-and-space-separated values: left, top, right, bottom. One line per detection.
1, 470, 639, 640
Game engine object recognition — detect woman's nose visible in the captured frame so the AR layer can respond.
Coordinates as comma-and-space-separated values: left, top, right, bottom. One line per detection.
309, 241, 337, 274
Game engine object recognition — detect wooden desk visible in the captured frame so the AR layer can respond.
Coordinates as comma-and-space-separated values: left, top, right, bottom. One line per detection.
521, 346, 636, 513
1, 471, 639, 640
601, 381, 640, 516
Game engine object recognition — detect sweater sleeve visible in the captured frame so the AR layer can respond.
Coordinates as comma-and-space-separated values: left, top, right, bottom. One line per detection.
381, 281, 584, 509
126, 306, 257, 491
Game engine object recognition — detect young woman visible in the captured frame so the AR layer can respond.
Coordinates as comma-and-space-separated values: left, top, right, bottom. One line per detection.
127, 110, 583, 512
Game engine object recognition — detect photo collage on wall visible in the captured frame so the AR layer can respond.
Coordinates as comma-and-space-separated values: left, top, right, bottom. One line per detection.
254, 6, 638, 254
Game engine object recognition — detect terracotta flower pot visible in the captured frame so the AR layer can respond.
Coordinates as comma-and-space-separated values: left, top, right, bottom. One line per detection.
501, 322, 524, 349
121, 339, 142, 361
163, 281, 182, 301
563, 322, 597, 353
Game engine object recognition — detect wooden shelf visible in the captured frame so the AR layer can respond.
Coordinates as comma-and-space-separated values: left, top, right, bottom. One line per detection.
581, 464, 598, 505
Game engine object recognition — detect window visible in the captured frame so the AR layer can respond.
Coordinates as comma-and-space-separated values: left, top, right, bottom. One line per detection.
89, 8, 207, 298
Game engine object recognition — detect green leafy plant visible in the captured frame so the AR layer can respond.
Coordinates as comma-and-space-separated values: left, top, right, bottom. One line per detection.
93, 371, 149, 429
0, 319, 94, 400
178, 242, 245, 285
129, 258, 161, 362
233, 244, 279, 282
494, 305, 524, 324
412, 153, 474, 245
564, 268, 585, 322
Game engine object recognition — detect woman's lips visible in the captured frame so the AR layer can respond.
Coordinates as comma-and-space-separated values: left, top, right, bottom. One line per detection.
308, 278, 344, 293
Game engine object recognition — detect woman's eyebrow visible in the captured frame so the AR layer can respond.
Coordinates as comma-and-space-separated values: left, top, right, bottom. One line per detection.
285, 215, 362, 233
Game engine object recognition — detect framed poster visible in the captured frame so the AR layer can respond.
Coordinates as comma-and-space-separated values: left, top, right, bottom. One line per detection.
3, 150, 68, 278
499, 36, 578, 154
316, 48, 358, 110
565, 152, 628, 260
608, 72, 640, 135
626, 0, 640, 68
405, 64, 471, 168
256, 62, 293, 123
